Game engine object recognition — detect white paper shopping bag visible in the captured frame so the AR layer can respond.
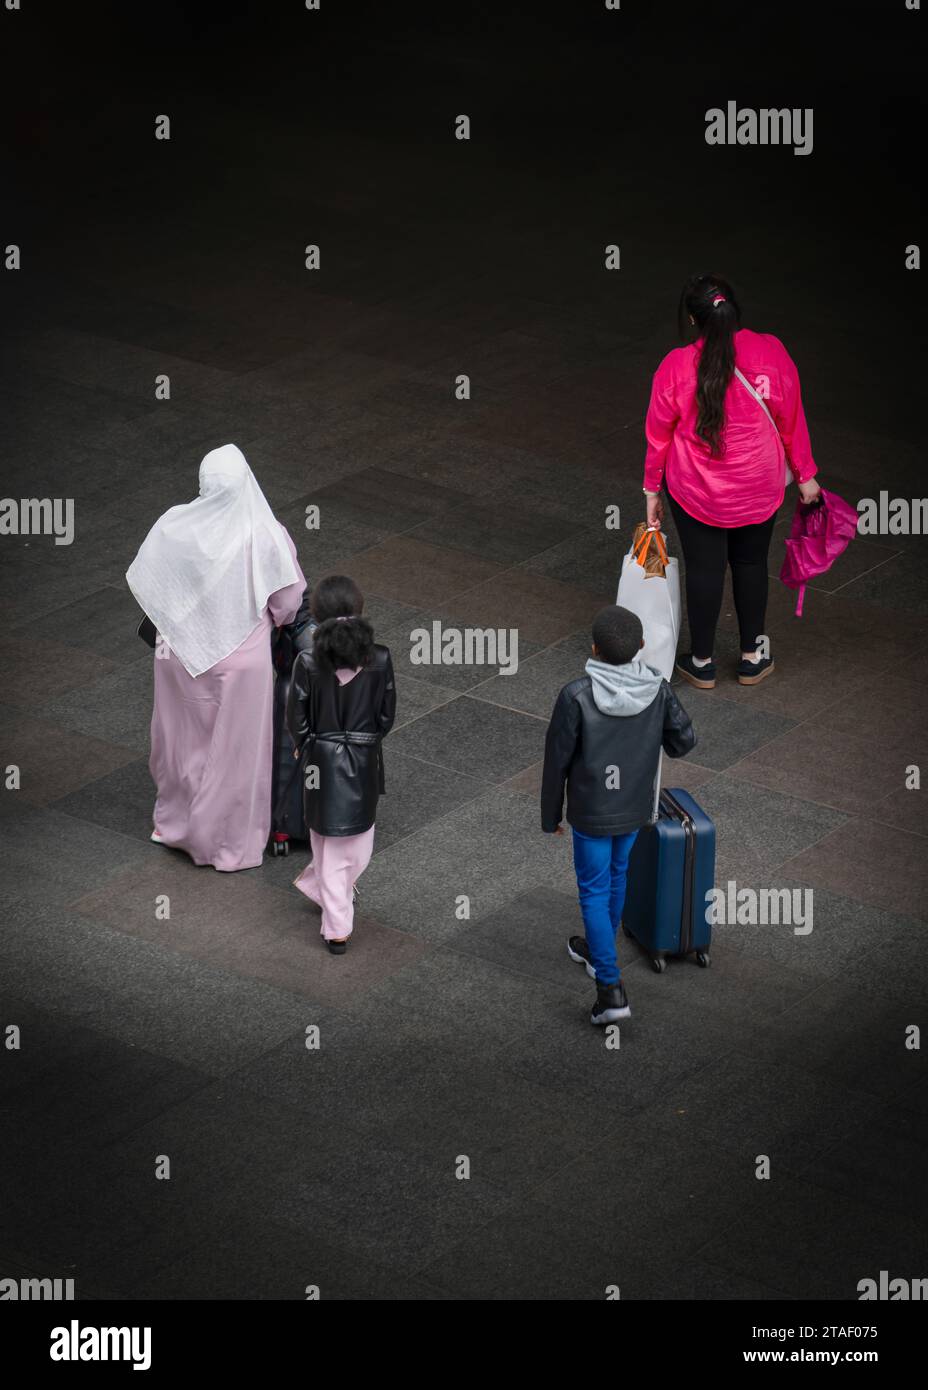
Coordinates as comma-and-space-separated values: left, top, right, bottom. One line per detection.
616, 527, 681, 681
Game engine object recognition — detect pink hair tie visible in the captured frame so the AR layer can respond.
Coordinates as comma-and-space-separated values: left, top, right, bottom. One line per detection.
712, 294, 727, 306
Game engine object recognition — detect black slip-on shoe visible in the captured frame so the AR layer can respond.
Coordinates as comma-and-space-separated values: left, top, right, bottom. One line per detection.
567, 936, 596, 979
737, 656, 775, 685
591, 981, 631, 1025
675, 654, 716, 689
326, 938, 348, 955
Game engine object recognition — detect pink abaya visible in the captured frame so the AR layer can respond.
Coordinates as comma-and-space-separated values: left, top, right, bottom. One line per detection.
148, 528, 306, 871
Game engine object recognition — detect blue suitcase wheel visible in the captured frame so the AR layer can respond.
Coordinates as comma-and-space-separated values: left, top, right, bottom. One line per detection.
696, 950, 710, 967
651, 955, 667, 974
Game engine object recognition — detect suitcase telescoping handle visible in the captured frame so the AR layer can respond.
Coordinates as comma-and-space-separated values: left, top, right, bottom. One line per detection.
659, 789, 697, 956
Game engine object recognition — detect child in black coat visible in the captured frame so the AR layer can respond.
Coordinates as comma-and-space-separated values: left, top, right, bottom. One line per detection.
286, 575, 396, 953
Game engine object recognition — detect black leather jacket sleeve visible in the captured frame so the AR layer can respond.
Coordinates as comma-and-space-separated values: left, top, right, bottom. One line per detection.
661, 681, 697, 758
285, 653, 312, 754
540, 683, 582, 832
377, 651, 397, 738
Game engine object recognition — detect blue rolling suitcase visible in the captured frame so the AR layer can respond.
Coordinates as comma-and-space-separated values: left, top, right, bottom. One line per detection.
621, 787, 715, 972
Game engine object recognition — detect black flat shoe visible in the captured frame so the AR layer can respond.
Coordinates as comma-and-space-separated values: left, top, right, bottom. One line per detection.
737, 656, 775, 685
326, 938, 348, 955
675, 654, 716, 689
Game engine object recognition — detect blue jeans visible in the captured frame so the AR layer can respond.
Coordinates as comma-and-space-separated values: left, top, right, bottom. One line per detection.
571, 827, 639, 986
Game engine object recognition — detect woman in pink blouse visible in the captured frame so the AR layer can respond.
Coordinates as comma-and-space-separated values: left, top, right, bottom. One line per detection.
643, 273, 821, 688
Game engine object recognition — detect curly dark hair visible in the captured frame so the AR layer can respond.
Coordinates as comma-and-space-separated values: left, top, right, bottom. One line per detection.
310, 574, 375, 671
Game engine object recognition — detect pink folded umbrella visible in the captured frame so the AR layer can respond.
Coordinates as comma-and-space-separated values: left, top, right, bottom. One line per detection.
780, 487, 859, 617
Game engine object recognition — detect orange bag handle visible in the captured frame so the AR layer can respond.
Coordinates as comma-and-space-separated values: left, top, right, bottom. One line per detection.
634, 527, 668, 569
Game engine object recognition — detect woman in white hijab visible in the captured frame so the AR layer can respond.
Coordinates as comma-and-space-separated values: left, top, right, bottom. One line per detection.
127, 444, 306, 871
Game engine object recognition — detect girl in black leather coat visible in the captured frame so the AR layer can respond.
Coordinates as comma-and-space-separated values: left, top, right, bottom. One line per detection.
286, 575, 396, 954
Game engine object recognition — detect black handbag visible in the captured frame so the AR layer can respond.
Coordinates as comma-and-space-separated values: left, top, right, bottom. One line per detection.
137, 615, 158, 648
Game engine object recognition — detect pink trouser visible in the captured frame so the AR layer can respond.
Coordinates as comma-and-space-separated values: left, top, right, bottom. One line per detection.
292, 826, 375, 940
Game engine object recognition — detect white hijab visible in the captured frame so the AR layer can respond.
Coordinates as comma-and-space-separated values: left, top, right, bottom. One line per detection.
126, 444, 299, 678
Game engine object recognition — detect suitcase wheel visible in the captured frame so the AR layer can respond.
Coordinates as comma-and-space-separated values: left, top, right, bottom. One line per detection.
696, 950, 711, 968
270, 835, 290, 857
651, 955, 667, 974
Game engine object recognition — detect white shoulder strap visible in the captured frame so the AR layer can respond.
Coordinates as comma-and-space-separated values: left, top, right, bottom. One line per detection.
734, 365, 794, 486
733, 366, 779, 435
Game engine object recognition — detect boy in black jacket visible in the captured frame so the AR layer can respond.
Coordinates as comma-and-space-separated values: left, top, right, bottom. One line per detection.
541, 605, 696, 1025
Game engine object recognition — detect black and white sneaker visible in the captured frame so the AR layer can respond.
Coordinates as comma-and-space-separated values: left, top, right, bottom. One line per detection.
590, 981, 631, 1025
675, 654, 716, 689
567, 936, 596, 979
737, 655, 775, 685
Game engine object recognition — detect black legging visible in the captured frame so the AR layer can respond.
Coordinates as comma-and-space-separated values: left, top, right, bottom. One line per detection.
666, 490, 777, 659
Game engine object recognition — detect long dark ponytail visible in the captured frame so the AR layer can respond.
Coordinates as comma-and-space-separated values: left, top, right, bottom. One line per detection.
310, 574, 375, 672
678, 272, 741, 457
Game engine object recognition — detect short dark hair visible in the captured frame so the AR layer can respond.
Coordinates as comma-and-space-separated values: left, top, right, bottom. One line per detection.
591, 605, 643, 665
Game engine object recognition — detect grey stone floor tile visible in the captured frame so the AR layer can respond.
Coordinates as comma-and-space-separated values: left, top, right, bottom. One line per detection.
784, 816, 928, 922
347, 535, 505, 607
377, 436, 553, 496
265, 1139, 515, 1276
126, 1216, 450, 1300
387, 694, 545, 784
0, 810, 151, 910
725, 977, 927, 1102
390, 668, 458, 728
663, 687, 799, 772
417, 1198, 675, 1300
71, 849, 430, 1006
697, 1177, 927, 1301
0, 909, 323, 1074
48, 757, 156, 842
0, 1022, 211, 1148
375, 749, 486, 850
36, 657, 154, 754
0, 637, 122, 713
694, 776, 849, 882
519, 525, 628, 592
380, 605, 546, 693
13, 584, 149, 665
305, 465, 469, 533
529, 1116, 771, 1261
706, 878, 908, 980
8, 326, 234, 399
405, 498, 576, 566
839, 551, 928, 615
726, 720, 912, 817
797, 1101, 928, 1218
0, 710, 141, 807
275, 496, 393, 569
469, 645, 588, 719
641, 1051, 875, 1175
358, 787, 575, 940
870, 785, 928, 837
438, 568, 608, 645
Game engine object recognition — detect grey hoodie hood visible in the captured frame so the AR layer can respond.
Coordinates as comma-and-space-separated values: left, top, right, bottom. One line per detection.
585, 656, 664, 717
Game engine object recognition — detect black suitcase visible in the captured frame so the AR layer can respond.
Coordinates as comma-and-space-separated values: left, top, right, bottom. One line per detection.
268, 589, 315, 856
